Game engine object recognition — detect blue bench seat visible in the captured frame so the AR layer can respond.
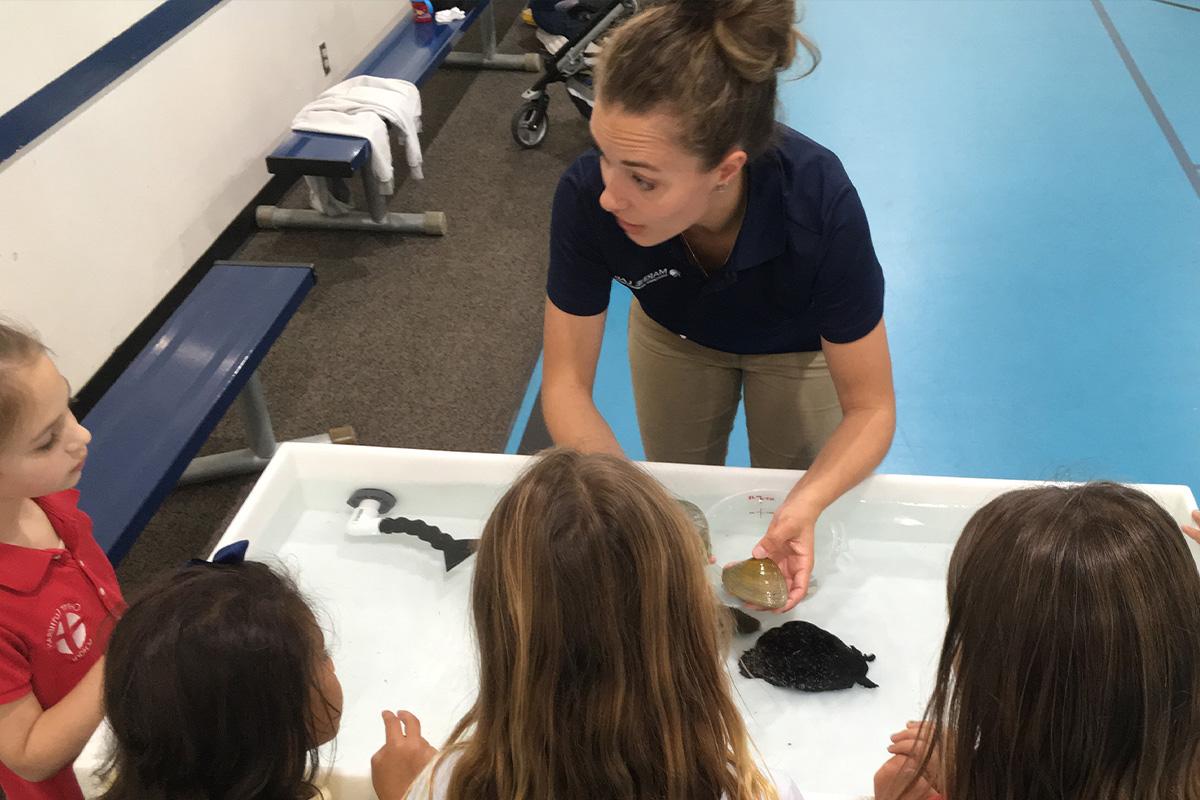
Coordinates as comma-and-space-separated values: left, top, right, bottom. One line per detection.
266, 9, 488, 179
265, 132, 370, 180
78, 262, 351, 562
257, 1, 538, 235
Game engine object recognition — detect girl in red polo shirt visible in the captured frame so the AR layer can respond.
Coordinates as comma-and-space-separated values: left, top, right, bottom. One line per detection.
0, 321, 124, 800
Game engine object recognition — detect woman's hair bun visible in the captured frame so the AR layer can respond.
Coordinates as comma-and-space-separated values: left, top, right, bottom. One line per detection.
597, 1, 820, 166
676, 0, 720, 26
661, 1, 819, 82
714, 0, 804, 82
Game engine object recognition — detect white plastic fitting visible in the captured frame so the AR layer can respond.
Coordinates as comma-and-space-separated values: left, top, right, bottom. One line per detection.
346, 498, 386, 538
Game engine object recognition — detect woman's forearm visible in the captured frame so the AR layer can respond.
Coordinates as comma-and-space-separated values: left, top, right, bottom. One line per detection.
541, 382, 625, 457
786, 404, 895, 517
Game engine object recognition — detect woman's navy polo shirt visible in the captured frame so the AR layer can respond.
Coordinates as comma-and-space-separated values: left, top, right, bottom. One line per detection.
547, 125, 885, 355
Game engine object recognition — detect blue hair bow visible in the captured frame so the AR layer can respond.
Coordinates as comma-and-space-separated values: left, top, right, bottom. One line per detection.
187, 539, 250, 567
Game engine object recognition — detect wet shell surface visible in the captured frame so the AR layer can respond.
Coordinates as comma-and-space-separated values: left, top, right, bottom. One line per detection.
721, 558, 788, 609
676, 499, 711, 556
738, 620, 878, 691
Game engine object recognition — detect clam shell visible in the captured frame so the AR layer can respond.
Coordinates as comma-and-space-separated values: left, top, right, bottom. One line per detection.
676, 499, 711, 556
721, 558, 788, 609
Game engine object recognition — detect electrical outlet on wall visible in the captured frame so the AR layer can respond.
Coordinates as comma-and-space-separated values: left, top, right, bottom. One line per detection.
319, 42, 331, 76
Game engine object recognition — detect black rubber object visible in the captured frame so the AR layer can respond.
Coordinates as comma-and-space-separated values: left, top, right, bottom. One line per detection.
378, 516, 478, 572
346, 488, 397, 514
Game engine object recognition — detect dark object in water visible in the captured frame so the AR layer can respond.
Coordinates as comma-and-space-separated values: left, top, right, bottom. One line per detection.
726, 605, 762, 635
738, 621, 877, 691
378, 516, 479, 572
345, 489, 478, 572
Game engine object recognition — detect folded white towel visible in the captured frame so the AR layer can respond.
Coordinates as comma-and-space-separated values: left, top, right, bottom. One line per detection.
435, 7, 466, 23
291, 76, 424, 194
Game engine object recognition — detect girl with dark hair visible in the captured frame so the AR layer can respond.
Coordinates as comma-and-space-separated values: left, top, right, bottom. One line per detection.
98, 552, 343, 800
875, 482, 1200, 800
370, 449, 798, 800
541, 0, 895, 611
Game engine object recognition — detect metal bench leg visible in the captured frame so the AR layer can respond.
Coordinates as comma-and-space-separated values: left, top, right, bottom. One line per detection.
445, 3, 541, 72
256, 176, 448, 235
179, 374, 357, 484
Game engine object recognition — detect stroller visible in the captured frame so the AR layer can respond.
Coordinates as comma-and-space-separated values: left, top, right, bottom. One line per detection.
511, 0, 638, 149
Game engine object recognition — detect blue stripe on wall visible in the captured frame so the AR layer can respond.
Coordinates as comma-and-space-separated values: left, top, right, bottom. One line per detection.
0, 0, 225, 165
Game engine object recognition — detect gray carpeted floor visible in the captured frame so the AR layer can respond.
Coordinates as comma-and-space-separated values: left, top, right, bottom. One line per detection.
115, 1, 589, 594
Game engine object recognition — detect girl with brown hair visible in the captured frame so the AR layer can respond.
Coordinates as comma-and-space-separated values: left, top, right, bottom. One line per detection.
541, 0, 895, 612
371, 448, 795, 800
875, 482, 1200, 800
98, 549, 344, 800
0, 321, 120, 800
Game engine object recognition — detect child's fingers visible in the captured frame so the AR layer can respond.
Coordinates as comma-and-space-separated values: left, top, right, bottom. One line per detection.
891, 731, 932, 744
395, 709, 423, 741
875, 754, 935, 800
887, 739, 924, 758
897, 721, 936, 740
380, 710, 406, 745
891, 727, 931, 743
889, 735, 923, 751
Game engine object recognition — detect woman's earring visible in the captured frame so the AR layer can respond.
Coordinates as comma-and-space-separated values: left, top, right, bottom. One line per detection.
715, 183, 728, 192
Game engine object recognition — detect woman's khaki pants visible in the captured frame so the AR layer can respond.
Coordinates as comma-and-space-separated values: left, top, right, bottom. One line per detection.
628, 301, 842, 469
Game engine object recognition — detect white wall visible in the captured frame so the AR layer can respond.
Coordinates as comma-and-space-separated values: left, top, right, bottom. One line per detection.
0, 0, 408, 387
0, 0, 164, 115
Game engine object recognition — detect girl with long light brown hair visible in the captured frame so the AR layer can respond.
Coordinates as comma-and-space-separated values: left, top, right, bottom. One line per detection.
371, 448, 789, 800
875, 482, 1200, 800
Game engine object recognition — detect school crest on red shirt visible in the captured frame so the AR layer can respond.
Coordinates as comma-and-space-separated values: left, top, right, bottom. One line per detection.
44, 603, 93, 662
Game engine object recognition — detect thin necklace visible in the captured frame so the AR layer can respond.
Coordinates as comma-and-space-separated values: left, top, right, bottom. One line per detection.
680, 234, 725, 278
681, 188, 747, 276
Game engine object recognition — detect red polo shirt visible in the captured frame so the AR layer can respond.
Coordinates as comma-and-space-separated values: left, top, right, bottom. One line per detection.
0, 489, 125, 800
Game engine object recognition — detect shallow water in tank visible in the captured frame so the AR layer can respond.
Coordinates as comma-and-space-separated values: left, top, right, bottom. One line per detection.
77, 445, 1198, 799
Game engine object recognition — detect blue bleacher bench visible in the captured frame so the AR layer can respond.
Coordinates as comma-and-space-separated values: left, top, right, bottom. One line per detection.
257, 1, 539, 236
77, 262, 354, 563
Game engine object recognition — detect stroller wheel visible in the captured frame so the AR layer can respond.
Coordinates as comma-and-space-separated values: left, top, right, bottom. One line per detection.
512, 101, 550, 149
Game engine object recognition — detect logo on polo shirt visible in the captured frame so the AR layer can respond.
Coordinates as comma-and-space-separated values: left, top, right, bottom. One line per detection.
45, 603, 93, 662
614, 268, 681, 291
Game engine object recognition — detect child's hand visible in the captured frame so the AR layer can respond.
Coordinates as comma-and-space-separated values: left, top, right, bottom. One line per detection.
874, 754, 939, 800
885, 721, 943, 795
371, 710, 437, 800
1182, 510, 1200, 544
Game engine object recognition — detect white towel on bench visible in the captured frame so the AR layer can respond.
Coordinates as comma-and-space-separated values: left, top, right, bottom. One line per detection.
292, 76, 424, 194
